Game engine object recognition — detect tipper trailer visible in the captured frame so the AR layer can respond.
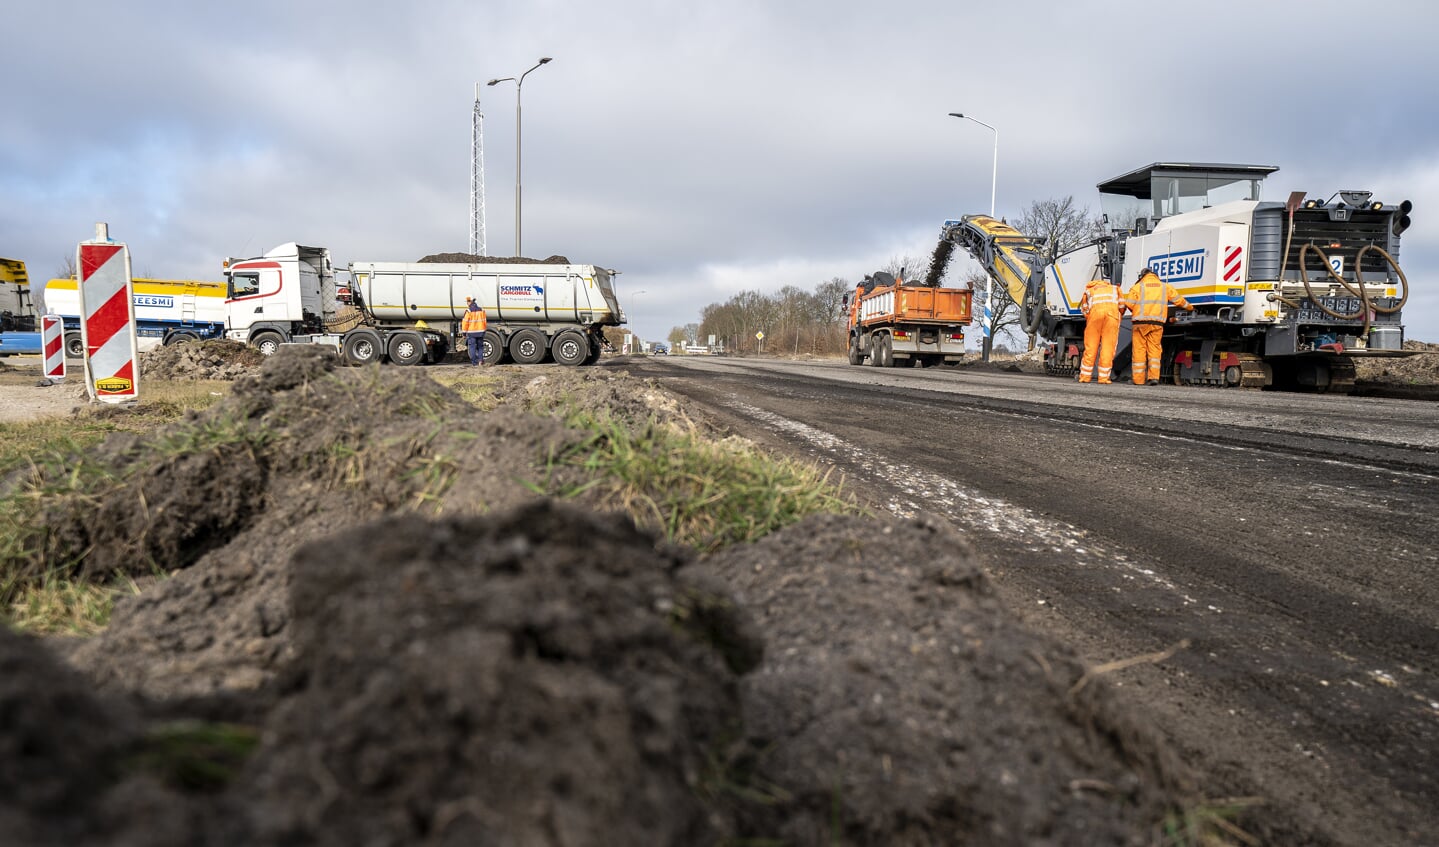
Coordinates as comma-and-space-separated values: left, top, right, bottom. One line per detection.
933, 162, 1415, 392
843, 270, 973, 367
223, 244, 624, 366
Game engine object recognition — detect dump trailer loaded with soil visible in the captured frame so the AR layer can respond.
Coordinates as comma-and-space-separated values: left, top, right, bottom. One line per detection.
223, 244, 622, 367
1, 351, 1221, 845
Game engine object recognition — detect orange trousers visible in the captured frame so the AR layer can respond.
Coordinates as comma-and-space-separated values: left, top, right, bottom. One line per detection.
1131, 322, 1164, 384
1079, 309, 1120, 383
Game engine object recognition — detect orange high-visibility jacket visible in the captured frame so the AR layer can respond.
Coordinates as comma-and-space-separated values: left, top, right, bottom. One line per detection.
1124, 273, 1191, 324
461, 307, 487, 333
1080, 279, 1122, 318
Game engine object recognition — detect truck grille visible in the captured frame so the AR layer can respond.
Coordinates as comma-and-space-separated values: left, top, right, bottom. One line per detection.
1251, 206, 1401, 283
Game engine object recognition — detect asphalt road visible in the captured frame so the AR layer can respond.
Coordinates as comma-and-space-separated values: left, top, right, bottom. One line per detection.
616, 355, 1439, 847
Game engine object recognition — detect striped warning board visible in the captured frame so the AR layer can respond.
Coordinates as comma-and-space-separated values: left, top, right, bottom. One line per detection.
41, 314, 66, 380
77, 235, 140, 404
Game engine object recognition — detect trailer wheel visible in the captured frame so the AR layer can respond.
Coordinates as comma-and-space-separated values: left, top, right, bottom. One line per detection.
508, 328, 548, 364
481, 332, 506, 365
552, 330, 588, 366
582, 339, 602, 365
342, 331, 383, 366
164, 330, 200, 346
64, 331, 84, 358
387, 332, 425, 366
251, 331, 284, 357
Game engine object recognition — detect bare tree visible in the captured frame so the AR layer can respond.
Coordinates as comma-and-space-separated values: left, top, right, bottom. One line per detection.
1014, 196, 1104, 256
879, 255, 927, 286
814, 277, 849, 325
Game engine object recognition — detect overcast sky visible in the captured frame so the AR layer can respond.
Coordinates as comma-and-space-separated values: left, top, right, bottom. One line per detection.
5, 0, 1436, 346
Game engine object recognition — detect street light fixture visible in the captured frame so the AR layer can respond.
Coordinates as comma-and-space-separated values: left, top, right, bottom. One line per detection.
949, 111, 999, 361
488, 57, 553, 257
948, 112, 997, 218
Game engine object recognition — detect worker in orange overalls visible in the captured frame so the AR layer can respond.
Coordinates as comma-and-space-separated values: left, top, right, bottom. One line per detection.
1078, 275, 1123, 383
461, 296, 488, 366
1123, 267, 1191, 385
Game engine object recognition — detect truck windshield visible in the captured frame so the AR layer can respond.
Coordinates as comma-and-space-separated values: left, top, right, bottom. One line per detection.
1151, 175, 1263, 217
229, 273, 260, 298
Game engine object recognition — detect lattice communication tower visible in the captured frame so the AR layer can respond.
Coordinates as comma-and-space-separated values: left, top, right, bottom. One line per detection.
469, 84, 487, 256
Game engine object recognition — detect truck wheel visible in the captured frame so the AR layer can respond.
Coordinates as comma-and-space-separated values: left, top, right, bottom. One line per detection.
847, 336, 863, 365
869, 333, 891, 367
552, 330, 588, 366
164, 330, 200, 346
508, 328, 547, 364
251, 331, 284, 357
64, 332, 84, 358
582, 339, 602, 365
342, 331, 383, 365
481, 333, 506, 365
387, 332, 425, 366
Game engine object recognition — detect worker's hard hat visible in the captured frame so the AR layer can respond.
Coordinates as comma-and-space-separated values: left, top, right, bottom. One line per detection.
465, 295, 474, 302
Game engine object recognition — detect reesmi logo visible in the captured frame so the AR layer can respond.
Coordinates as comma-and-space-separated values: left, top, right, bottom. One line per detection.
1147, 249, 1206, 283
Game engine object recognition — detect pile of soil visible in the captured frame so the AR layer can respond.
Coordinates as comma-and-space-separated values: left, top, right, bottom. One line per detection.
419, 252, 572, 264
1354, 340, 1439, 392
139, 340, 265, 381
3, 350, 1201, 844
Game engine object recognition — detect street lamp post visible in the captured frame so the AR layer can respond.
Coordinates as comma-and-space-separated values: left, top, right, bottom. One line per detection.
488, 57, 552, 257
949, 111, 998, 361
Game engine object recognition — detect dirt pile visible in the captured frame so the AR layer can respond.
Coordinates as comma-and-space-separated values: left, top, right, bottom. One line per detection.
419, 252, 572, 264
1352, 337, 1433, 394
701, 513, 1191, 844
3, 351, 1202, 844
139, 339, 265, 381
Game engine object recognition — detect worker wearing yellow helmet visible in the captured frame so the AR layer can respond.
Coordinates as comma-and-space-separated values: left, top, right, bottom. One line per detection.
1123, 268, 1191, 385
1077, 275, 1123, 384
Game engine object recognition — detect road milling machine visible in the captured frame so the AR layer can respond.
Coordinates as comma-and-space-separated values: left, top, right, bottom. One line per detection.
930, 162, 1414, 392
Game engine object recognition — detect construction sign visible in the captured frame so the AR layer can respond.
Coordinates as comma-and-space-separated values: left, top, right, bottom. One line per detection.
77, 226, 140, 404
40, 314, 65, 380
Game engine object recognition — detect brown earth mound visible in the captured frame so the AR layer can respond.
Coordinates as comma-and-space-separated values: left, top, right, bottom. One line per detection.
139, 339, 265, 381
2, 350, 1202, 844
419, 252, 572, 264
701, 513, 1191, 844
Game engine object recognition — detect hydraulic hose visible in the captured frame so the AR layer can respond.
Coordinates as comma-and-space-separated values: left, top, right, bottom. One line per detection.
1297, 243, 1370, 333
1354, 244, 1408, 313
1270, 203, 1304, 308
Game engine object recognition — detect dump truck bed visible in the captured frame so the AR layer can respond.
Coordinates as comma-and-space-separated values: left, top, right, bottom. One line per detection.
857, 285, 972, 326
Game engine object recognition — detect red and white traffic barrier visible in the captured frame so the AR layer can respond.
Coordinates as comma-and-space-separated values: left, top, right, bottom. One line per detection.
40, 314, 65, 381
77, 223, 140, 404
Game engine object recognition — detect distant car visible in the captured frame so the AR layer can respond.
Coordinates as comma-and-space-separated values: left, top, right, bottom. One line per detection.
652, 343, 669, 355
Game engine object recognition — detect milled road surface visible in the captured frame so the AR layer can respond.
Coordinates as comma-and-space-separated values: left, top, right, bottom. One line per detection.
616, 355, 1439, 847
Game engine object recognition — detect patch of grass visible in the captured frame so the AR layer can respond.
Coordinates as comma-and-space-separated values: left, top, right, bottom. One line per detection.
0, 381, 246, 631
1158, 797, 1264, 846
557, 414, 860, 552
428, 369, 503, 409
0, 380, 231, 476
125, 721, 261, 792
6, 569, 141, 635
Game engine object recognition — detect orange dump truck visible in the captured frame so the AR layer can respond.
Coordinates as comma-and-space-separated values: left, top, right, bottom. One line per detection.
843, 271, 973, 367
